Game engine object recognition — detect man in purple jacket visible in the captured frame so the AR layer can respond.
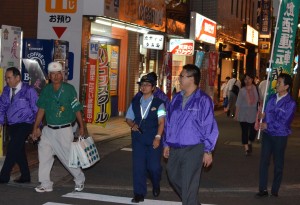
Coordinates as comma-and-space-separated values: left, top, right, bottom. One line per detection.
256, 73, 296, 197
163, 64, 219, 205
0, 67, 38, 183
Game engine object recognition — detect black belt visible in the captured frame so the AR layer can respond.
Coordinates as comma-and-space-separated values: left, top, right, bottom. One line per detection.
48, 122, 75, 130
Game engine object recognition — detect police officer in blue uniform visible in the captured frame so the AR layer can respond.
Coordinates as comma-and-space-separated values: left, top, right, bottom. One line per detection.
126, 74, 166, 203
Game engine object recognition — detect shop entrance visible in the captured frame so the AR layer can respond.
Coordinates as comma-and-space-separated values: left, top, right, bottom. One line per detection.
90, 35, 120, 117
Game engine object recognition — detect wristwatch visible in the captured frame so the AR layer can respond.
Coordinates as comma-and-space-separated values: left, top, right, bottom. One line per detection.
205, 151, 212, 155
155, 135, 161, 139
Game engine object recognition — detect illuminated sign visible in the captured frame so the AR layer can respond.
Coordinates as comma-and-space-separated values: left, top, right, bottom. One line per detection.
45, 0, 77, 13
142, 34, 164, 50
244, 24, 259, 46
169, 39, 194, 56
190, 12, 216, 44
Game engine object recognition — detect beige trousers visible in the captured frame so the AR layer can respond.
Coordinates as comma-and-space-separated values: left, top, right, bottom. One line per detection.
37, 126, 85, 189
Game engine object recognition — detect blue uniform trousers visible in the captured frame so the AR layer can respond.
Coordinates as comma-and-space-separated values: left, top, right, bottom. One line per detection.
132, 138, 162, 196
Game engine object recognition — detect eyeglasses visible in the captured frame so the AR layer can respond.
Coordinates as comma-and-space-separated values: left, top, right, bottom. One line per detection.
179, 75, 193, 78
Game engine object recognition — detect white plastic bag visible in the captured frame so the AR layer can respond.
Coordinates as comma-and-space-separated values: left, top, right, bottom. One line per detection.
68, 143, 81, 168
74, 136, 100, 169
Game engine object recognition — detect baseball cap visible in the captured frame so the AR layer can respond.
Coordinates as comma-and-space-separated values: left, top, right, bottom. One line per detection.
137, 74, 156, 86
48, 62, 63, 72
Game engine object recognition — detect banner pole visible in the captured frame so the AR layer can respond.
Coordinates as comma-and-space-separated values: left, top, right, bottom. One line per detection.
257, 0, 283, 140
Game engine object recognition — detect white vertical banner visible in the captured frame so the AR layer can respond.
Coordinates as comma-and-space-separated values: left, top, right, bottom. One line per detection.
37, 0, 83, 93
0, 25, 22, 69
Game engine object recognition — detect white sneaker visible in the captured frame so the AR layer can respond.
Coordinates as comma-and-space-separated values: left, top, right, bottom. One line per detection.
35, 185, 53, 193
74, 184, 84, 192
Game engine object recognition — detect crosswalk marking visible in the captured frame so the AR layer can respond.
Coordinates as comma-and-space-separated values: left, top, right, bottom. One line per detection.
63, 192, 216, 205
121, 148, 133, 152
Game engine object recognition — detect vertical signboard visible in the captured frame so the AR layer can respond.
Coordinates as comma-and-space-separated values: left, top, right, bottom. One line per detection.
85, 42, 98, 123
268, 0, 300, 96
258, 0, 271, 38
37, 0, 83, 93
94, 44, 111, 127
0, 25, 22, 69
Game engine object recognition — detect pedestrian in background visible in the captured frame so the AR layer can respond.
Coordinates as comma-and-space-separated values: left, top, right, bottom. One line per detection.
133, 72, 170, 109
235, 73, 259, 156
221, 76, 230, 113
0, 67, 38, 183
125, 74, 166, 203
31, 62, 85, 193
256, 73, 296, 198
226, 73, 241, 117
163, 64, 219, 205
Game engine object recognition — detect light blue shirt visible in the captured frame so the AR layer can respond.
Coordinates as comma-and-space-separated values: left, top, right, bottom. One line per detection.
126, 95, 166, 121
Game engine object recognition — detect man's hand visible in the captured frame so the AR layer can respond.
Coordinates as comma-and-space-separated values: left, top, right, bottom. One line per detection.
163, 147, 170, 158
152, 138, 160, 149
259, 122, 267, 130
203, 153, 213, 167
31, 127, 42, 141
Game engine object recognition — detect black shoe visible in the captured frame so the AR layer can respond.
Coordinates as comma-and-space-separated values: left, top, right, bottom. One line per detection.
245, 150, 251, 156
248, 144, 253, 153
153, 188, 160, 197
270, 193, 278, 197
131, 195, 144, 203
256, 190, 268, 197
13, 178, 30, 183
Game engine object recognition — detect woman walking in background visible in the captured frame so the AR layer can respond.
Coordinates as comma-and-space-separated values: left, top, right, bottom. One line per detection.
235, 73, 259, 156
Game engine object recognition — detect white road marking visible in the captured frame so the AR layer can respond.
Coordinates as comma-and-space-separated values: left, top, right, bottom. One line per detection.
63, 192, 216, 205
121, 148, 133, 152
43, 203, 72, 205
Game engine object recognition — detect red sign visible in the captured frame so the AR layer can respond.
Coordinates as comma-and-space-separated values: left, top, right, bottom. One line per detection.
170, 41, 194, 56
84, 42, 97, 123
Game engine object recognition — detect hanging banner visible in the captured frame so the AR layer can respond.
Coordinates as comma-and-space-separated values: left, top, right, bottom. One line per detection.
208, 52, 218, 86
94, 44, 111, 127
268, 0, 300, 96
195, 51, 205, 68
163, 52, 172, 98
0, 25, 22, 69
84, 42, 98, 123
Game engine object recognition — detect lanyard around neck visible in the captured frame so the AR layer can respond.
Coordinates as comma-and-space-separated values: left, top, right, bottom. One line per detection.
140, 96, 153, 120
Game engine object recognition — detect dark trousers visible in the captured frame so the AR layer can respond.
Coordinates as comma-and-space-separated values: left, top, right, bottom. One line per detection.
259, 133, 288, 194
240, 122, 256, 144
132, 139, 162, 196
0, 123, 32, 182
166, 144, 204, 205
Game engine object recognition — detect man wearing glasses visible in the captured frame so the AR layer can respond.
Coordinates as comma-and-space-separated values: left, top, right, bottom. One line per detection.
163, 64, 219, 205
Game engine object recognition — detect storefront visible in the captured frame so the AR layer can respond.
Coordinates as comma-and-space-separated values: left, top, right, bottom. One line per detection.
80, 0, 167, 126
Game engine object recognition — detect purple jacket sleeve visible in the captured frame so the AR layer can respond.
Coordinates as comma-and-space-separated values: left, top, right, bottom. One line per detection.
0, 87, 10, 125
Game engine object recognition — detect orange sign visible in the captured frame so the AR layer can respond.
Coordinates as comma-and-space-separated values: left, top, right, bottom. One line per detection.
45, 0, 77, 13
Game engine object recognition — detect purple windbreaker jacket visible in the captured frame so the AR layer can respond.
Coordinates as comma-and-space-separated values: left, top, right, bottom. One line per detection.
0, 84, 38, 125
164, 89, 219, 152
263, 93, 296, 136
